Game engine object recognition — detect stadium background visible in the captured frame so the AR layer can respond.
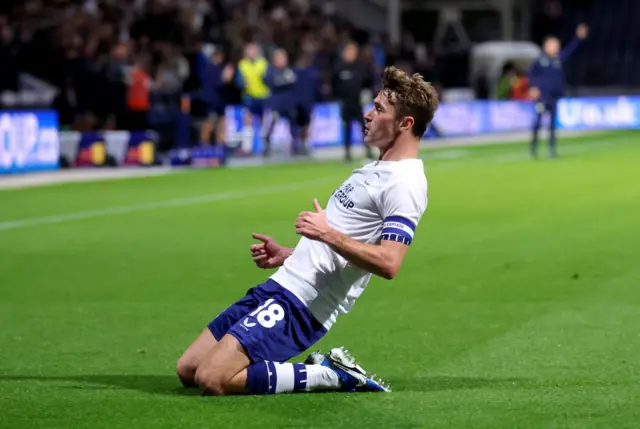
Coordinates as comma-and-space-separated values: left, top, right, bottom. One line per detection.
1, 1, 640, 428
0, 0, 639, 171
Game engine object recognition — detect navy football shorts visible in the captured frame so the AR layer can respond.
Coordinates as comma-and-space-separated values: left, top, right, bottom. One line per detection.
208, 279, 327, 363
206, 104, 226, 120
243, 97, 266, 117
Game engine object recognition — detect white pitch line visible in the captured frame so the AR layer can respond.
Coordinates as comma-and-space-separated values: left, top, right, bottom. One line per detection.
0, 180, 331, 232
0, 136, 628, 232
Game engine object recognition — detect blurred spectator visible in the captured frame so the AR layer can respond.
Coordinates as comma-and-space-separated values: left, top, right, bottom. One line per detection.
332, 42, 372, 162
126, 54, 153, 131
264, 49, 299, 156
1, 0, 434, 153
236, 42, 270, 154
510, 69, 529, 101
497, 63, 530, 101
155, 44, 190, 93
104, 43, 130, 128
293, 52, 320, 155
528, 23, 589, 158
197, 48, 234, 146
496, 62, 517, 100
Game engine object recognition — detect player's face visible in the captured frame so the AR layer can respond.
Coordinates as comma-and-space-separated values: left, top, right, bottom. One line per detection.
544, 38, 560, 57
363, 92, 399, 148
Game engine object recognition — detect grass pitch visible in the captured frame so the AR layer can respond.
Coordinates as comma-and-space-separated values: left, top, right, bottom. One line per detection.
1, 131, 639, 428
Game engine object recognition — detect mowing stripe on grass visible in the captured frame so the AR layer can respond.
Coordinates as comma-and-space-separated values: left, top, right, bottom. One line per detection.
424, 137, 626, 170
0, 136, 631, 232
0, 180, 331, 231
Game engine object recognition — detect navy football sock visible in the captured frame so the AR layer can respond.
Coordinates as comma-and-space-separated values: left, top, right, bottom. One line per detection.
246, 361, 340, 394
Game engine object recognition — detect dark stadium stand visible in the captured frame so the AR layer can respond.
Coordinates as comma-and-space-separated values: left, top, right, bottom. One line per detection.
2, 0, 638, 140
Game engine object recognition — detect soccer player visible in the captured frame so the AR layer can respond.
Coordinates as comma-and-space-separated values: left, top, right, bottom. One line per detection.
528, 23, 588, 158
176, 66, 439, 396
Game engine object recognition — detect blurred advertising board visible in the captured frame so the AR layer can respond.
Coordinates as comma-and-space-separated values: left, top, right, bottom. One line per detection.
0, 110, 59, 174
59, 131, 157, 167
11, 96, 637, 175
224, 96, 640, 154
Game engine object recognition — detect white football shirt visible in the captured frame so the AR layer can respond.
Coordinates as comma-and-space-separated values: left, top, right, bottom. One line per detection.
270, 158, 428, 330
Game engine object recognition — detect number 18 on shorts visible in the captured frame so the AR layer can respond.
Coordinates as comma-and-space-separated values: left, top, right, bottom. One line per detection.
207, 279, 328, 363
241, 298, 285, 330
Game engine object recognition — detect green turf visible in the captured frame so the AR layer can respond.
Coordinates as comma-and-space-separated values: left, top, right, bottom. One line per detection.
1, 132, 640, 428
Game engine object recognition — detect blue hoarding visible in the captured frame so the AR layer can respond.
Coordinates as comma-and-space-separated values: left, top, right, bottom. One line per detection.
0, 110, 60, 174
556, 96, 640, 130
223, 96, 640, 154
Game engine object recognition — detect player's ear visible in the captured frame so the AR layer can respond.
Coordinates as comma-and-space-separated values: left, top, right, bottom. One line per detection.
399, 116, 415, 132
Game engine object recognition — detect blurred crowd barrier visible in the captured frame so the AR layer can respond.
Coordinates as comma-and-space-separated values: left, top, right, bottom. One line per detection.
1, 95, 639, 174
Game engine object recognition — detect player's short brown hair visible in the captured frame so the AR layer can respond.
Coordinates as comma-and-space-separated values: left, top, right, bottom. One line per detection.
382, 66, 439, 137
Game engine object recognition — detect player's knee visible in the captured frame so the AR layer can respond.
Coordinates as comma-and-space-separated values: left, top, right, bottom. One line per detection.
194, 366, 231, 396
176, 356, 197, 388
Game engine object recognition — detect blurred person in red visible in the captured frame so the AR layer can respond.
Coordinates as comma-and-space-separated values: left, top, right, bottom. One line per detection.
126, 54, 152, 131
510, 69, 530, 100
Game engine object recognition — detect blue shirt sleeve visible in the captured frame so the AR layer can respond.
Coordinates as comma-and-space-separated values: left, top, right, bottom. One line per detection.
235, 68, 244, 89
195, 54, 208, 82
560, 37, 580, 61
264, 66, 275, 89
213, 65, 224, 89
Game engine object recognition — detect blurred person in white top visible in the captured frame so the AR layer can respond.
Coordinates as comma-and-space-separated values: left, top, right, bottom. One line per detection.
177, 66, 439, 396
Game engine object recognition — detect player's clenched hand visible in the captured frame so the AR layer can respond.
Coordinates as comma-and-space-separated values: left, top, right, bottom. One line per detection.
296, 198, 331, 241
250, 233, 289, 269
576, 23, 589, 40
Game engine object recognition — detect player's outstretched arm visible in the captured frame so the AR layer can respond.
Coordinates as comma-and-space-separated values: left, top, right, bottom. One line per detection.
560, 24, 588, 61
250, 233, 293, 269
295, 199, 409, 280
